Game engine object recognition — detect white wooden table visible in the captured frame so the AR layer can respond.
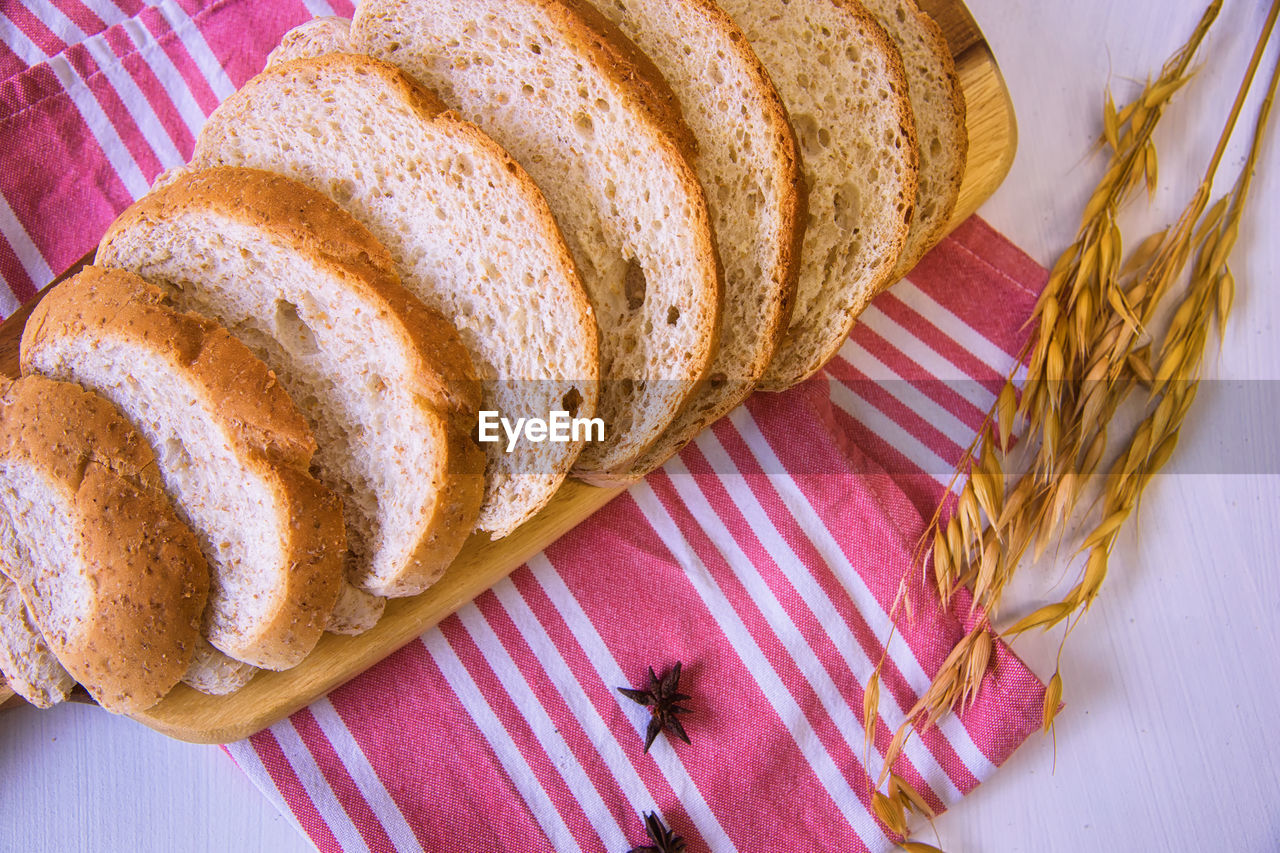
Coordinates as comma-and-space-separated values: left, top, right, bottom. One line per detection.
4, 1, 1279, 849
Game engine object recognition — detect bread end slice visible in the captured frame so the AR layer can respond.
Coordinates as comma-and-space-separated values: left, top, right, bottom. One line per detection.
0, 375, 210, 713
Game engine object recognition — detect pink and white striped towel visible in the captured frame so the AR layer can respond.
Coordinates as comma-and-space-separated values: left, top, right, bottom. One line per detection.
0, 2, 1050, 850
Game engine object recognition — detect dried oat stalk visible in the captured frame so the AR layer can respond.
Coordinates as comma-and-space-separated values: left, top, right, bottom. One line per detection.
866, 2, 1280, 846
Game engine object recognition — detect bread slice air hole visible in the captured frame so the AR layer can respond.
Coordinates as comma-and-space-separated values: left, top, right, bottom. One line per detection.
624, 260, 646, 310
562, 387, 582, 417
272, 299, 319, 355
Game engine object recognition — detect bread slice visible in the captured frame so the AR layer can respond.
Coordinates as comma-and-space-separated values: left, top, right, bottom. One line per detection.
0, 375, 209, 713
21, 268, 346, 670
326, 582, 389, 636
350, 0, 723, 473
266, 15, 352, 65
0, 571, 75, 709
182, 637, 258, 695
189, 53, 597, 537
99, 166, 486, 597
860, 0, 967, 278
717, 0, 919, 390
579, 0, 805, 482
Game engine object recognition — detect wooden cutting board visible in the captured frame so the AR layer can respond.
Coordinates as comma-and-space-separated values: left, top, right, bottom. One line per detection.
0, 0, 1016, 739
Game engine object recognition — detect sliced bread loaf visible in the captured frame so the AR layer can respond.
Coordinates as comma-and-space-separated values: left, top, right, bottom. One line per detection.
860, 0, 967, 278
21, 268, 346, 670
0, 375, 209, 712
188, 53, 597, 537
99, 166, 486, 597
350, 0, 723, 473
717, 0, 919, 389
584, 0, 806, 481
0, 571, 75, 709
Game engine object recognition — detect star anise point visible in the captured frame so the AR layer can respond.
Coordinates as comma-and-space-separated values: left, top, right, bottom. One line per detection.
625, 811, 685, 853
618, 661, 693, 754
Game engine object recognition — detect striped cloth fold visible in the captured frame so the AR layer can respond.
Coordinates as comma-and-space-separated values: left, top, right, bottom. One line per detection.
0, 2, 1049, 851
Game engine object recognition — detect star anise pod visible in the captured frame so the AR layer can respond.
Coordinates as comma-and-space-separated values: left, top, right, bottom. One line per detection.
618, 661, 691, 752
626, 811, 685, 853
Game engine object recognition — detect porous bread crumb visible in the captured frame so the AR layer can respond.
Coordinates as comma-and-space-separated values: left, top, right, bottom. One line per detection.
717, 0, 920, 390
189, 53, 596, 536
350, 0, 721, 473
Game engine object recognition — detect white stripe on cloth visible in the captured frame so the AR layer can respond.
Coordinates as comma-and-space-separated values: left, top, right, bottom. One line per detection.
121, 16, 208, 138
857, 303, 1000, 409
83, 35, 185, 169
893, 279, 1020, 375
630, 481, 894, 849
271, 717, 372, 853
489, 576, 662, 832
0, 286, 18, 318
525, 553, 738, 853
308, 698, 426, 853
154, 0, 235, 100
26, 1, 88, 48
301, 0, 338, 16
76, 0, 133, 29
0, 11, 48, 66
729, 407, 999, 781
0, 194, 55, 289
421, 629, 583, 853
670, 441, 964, 804
47, 53, 150, 199
827, 379, 955, 489
456, 601, 627, 850
837, 338, 980, 452
223, 740, 313, 843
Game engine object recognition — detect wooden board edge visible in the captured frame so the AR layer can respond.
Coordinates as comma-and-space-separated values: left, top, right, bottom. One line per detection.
131, 481, 627, 743
916, 0, 984, 57
950, 43, 1018, 227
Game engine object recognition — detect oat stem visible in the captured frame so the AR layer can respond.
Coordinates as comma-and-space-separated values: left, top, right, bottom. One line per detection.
874, 5, 1280, 846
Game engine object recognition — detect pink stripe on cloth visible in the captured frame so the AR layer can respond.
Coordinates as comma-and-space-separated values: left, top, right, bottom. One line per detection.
907, 217, 1047, 362
325, 637, 556, 852
0, 3, 1053, 850
436, 614, 609, 851
250, 729, 346, 852
0, 0, 326, 309
0, 42, 29, 84
683, 416, 981, 799
843, 323, 990, 433
825, 355, 968, 468
874, 291, 1010, 392
3, 5, 73, 61
644, 471, 889, 840
289, 708, 401, 852
547, 492, 886, 852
